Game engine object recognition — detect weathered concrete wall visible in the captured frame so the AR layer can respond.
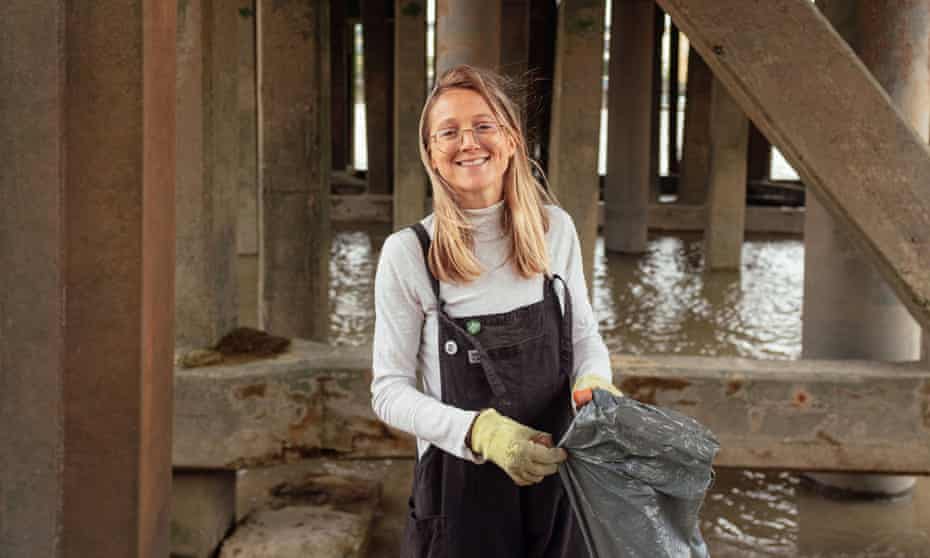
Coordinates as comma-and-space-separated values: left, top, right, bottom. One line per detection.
173, 341, 414, 469
393, 0, 428, 230
678, 47, 712, 205
0, 2, 177, 556
436, 0, 501, 74
176, 0, 240, 350
258, 0, 331, 341
605, 0, 654, 254
548, 0, 606, 290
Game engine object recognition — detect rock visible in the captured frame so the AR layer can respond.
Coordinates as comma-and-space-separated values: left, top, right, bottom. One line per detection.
218, 506, 368, 558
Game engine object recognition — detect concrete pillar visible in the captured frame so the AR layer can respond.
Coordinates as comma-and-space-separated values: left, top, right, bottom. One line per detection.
176, 0, 240, 351
667, 22, 681, 176
436, 0, 501, 74
258, 0, 331, 341
746, 123, 771, 181
678, 46, 712, 205
649, 6, 663, 200
605, 0, 655, 254
362, 0, 394, 195
804, 0, 929, 496
704, 78, 748, 270
393, 0, 428, 229
331, 0, 351, 171
0, 2, 176, 556
501, 0, 532, 80
548, 0, 606, 290
526, 0, 558, 172
238, 1, 259, 259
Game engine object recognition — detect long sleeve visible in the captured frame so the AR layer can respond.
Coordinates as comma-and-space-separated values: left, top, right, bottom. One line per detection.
555, 210, 614, 386
370, 231, 482, 462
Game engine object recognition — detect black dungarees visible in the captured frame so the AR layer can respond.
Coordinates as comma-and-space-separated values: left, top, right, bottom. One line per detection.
402, 223, 588, 558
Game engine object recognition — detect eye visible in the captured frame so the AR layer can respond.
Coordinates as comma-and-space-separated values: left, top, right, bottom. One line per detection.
435, 128, 458, 140
475, 122, 499, 134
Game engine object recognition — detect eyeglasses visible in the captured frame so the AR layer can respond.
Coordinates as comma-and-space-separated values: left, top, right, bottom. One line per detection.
430, 122, 501, 154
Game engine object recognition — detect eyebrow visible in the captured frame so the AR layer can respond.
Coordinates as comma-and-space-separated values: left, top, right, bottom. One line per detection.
434, 113, 496, 128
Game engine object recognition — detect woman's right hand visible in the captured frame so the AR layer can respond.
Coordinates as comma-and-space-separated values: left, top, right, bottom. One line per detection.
468, 409, 567, 486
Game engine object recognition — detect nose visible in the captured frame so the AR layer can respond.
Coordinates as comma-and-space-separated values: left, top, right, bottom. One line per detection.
460, 129, 480, 150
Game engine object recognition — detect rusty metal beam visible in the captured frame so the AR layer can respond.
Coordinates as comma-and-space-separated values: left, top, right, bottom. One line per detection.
615, 355, 930, 474
655, 0, 930, 332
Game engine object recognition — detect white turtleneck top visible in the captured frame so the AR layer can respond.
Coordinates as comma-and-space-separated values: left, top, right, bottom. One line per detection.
370, 202, 613, 463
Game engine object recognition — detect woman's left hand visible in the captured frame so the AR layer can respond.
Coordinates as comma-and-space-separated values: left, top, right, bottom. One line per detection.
572, 374, 623, 408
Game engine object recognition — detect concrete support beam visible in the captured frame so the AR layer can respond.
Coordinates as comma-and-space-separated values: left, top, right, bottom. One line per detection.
0, 2, 176, 556
655, 0, 930, 332
174, 343, 930, 473
704, 78, 748, 270
678, 47, 711, 205
526, 0, 558, 172
605, 0, 655, 255
747, 123, 771, 181
549, 0, 606, 288
176, 0, 240, 351
436, 0, 501, 74
257, 0, 331, 341
667, 22, 681, 176
393, 0, 428, 230
361, 0, 394, 195
238, 2, 259, 257
331, 0, 351, 171
613, 355, 930, 474
501, 0, 532, 80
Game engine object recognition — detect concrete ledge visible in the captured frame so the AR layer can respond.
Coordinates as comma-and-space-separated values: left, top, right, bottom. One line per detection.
330, 194, 805, 235
173, 340, 414, 470
170, 470, 237, 558
614, 355, 930, 473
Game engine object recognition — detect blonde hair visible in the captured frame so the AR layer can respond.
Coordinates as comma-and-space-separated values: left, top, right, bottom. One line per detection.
419, 65, 557, 284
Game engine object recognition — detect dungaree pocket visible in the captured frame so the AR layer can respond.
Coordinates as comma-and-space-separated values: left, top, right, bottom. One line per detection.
403, 446, 448, 558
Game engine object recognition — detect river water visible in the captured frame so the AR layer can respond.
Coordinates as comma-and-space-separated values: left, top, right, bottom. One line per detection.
323, 225, 930, 557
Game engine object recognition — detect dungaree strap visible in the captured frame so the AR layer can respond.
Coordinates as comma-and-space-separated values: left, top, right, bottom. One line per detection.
408, 223, 510, 397
550, 274, 574, 379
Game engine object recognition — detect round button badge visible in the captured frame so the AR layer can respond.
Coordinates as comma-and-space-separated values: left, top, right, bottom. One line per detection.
444, 340, 458, 355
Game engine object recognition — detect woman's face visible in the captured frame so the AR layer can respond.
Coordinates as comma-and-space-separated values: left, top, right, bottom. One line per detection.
427, 88, 515, 209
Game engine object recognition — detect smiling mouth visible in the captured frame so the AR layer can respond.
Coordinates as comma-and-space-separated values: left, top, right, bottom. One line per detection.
456, 156, 490, 167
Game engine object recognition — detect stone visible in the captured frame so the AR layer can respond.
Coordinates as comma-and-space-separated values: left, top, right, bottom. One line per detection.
171, 470, 237, 558
219, 506, 369, 558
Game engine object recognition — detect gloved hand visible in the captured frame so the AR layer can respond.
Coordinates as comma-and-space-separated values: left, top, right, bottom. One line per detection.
572, 374, 623, 408
469, 409, 567, 486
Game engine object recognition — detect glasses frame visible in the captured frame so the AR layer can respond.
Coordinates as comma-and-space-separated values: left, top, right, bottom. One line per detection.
429, 122, 503, 154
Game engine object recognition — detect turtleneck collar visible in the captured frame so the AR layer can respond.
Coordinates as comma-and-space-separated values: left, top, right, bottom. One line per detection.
463, 200, 506, 241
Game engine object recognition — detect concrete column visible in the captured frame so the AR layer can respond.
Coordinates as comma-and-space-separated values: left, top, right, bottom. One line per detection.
804, 0, 929, 496
176, 0, 240, 351
526, 0, 558, 172
549, 0, 605, 289
394, 0, 428, 229
238, 1, 259, 259
501, 0, 532, 80
362, 0, 394, 195
667, 22, 681, 176
678, 46, 712, 205
436, 0, 501, 74
704, 78, 748, 270
0, 2, 176, 556
258, 0, 331, 341
605, 0, 655, 254
746, 123, 771, 181
649, 6, 663, 200
331, 0, 351, 171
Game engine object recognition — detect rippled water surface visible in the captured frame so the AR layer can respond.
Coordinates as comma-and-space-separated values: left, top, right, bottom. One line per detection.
322, 224, 930, 557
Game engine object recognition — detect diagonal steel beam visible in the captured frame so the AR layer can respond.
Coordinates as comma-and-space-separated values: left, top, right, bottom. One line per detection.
656, 0, 930, 331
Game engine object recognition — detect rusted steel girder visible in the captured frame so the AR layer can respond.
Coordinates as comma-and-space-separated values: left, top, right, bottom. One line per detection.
655, 0, 930, 333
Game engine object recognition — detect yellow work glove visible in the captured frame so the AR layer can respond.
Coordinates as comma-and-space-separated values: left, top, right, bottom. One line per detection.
469, 409, 567, 486
572, 373, 623, 408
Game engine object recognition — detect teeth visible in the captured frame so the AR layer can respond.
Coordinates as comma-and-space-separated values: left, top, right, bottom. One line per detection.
458, 157, 488, 167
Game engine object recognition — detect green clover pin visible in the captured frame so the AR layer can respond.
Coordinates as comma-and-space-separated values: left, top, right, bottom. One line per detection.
466, 320, 481, 335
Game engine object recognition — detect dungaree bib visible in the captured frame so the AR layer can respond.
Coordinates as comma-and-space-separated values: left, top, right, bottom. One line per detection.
402, 223, 588, 558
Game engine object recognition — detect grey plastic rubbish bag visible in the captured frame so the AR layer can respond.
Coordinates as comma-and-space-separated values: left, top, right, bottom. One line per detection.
558, 389, 720, 558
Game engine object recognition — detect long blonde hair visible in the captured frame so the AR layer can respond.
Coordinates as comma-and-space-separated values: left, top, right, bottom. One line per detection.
419, 65, 557, 284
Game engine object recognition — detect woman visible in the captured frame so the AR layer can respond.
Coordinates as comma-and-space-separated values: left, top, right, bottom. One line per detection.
371, 65, 621, 558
